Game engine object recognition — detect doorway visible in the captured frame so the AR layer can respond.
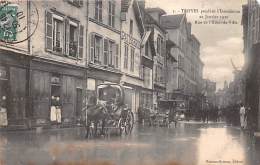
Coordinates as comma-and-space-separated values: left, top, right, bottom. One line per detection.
76, 88, 83, 122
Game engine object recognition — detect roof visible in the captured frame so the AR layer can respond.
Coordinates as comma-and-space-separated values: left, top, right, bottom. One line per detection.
161, 14, 185, 29
133, 0, 145, 35
191, 34, 201, 45
143, 11, 166, 33
145, 7, 166, 16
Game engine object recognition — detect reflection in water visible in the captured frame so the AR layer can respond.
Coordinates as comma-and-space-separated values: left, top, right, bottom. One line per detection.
197, 128, 246, 165
0, 125, 258, 165
0, 136, 7, 165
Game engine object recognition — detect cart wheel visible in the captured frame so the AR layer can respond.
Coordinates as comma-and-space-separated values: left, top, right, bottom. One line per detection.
125, 112, 134, 135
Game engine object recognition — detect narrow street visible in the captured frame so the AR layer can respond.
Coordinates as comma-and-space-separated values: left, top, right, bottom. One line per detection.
0, 122, 259, 165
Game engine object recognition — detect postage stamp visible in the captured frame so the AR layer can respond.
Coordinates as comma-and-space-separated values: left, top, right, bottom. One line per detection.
0, 0, 39, 44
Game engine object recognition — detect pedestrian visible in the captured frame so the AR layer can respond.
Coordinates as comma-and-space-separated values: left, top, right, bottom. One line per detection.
244, 106, 251, 130
239, 103, 246, 129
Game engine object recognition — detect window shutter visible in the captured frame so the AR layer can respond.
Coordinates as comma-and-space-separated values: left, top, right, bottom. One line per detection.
103, 39, 108, 65
45, 10, 53, 52
112, 43, 117, 67
89, 34, 95, 63
115, 44, 119, 68
95, 0, 98, 20
79, 0, 83, 6
109, 42, 113, 66
78, 25, 84, 59
65, 18, 70, 56
99, 0, 103, 22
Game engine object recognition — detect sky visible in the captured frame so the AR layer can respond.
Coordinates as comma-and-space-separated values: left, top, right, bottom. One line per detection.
146, 0, 247, 89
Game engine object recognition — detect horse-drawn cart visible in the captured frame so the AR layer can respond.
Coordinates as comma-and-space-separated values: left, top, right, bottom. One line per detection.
86, 83, 134, 138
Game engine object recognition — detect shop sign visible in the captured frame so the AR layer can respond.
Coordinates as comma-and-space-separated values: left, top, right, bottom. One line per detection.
121, 31, 141, 49
51, 76, 61, 84
0, 66, 7, 80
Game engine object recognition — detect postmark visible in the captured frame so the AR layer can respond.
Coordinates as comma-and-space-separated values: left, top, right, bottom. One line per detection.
0, 0, 39, 44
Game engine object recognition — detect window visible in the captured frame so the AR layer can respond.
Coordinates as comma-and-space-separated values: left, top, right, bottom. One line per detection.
103, 39, 109, 65
109, 41, 114, 66
144, 67, 151, 87
45, 11, 83, 59
90, 35, 119, 67
145, 42, 149, 57
130, 47, 135, 71
157, 35, 163, 56
68, 24, 78, 57
108, 0, 115, 27
130, 19, 133, 35
124, 44, 129, 69
95, 35, 102, 63
67, 0, 83, 7
114, 44, 119, 68
95, 0, 102, 22
53, 18, 63, 53
90, 34, 102, 63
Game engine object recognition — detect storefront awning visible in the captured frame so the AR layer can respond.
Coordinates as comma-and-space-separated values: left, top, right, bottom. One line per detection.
141, 30, 151, 47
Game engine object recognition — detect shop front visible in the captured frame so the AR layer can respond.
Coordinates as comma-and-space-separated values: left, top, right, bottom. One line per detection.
0, 66, 8, 127
30, 57, 86, 128
86, 66, 122, 106
0, 50, 30, 129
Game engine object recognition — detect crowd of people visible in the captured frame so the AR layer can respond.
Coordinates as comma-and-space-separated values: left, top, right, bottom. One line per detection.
137, 102, 256, 131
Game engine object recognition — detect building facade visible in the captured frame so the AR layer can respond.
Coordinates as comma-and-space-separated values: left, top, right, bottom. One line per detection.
120, 0, 145, 118
0, 0, 88, 128
144, 8, 167, 109
86, 0, 122, 104
161, 14, 204, 112
242, 0, 260, 132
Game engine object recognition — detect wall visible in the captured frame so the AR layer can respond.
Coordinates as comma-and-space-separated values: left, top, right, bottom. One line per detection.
120, 1, 142, 78
30, 1, 88, 67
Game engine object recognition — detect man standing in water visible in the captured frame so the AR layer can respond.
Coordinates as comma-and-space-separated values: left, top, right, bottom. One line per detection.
240, 104, 246, 129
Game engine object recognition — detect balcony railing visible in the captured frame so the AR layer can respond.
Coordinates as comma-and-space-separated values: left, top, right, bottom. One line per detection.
69, 41, 78, 57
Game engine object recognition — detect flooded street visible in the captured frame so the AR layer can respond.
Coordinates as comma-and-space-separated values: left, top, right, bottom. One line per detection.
0, 122, 259, 165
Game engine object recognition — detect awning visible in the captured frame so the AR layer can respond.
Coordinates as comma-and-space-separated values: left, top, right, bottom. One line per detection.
141, 30, 151, 47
